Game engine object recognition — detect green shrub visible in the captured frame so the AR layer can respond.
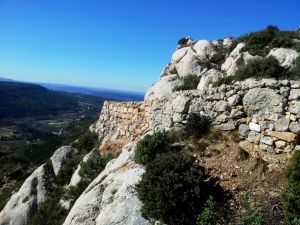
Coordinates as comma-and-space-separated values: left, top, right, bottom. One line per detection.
239, 192, 265, 225
214, 56, 289, 86
234, 56, 285, 80
55, 155, 82, 186
62, 179, 90, 207
212, 76, 234, 87
183, 114, 211, 138
173, 74, 200, 91
30, 177, 38, 195
283, 150, 300, 223
134, 131, 171, 165
28, 186, 67, 225
289, 56, 300, 80
178, 37, 190, 47
238, 25, 299, 56
196, 196, 219, 225
194, 142, 209, 153
137, 152, 213, 225
79, 152, 113, 180
242, 213, 265, 225
73, 131, 98, 153
169, 67, 178, 74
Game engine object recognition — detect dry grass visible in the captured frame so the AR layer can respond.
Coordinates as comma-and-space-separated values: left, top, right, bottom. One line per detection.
183, 130, 287, 224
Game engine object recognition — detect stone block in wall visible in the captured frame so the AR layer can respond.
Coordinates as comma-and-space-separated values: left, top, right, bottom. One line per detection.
260, 136, 274, 146
275, 141, 287, 149
239, 124, 249, 138
289, 122, 300, 135
288, 101, 300, 115
230, 108, 244, 119
214, 100, 231, 112
275, 118, 290, 132
243, 88, 284, 118
289, 89, 300, 100
219, 120, 235, 131
247, 131, 261, 144
268, 131, 298, 144
249, 122, 261, 132
171, 95, 191, 114
227, 94, 241, 106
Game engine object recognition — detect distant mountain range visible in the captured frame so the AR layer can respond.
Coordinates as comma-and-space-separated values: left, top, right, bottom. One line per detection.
0, 77, 145, 101
0, 77, 14, 82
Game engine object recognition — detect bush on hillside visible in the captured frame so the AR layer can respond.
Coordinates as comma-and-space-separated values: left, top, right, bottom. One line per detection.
196, 196, 219, 225
178, 37, 190, 47
289, 56, 300, 80
173, 74, 200, 91
79, 152, 113, 180
73, 131, 98, 153
183, 114, 211, 138
238, 25, 299, 56
283, 150, 300, 223
134, 131, 171, 165
213, 56, 287, 86
234, 56, 285, 80
137, 152, 217, 225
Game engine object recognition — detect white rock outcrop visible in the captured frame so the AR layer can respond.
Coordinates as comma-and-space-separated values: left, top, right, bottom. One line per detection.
145, 74, 182, 100
63, 142, 149, 225
197, 69, 223, 91
193, 40, 217, 61
0, 165, 48, 225
172, 47, 203, 77
268, 48, 299, 68
221, 43, 257, 76
50, 146, 78, 176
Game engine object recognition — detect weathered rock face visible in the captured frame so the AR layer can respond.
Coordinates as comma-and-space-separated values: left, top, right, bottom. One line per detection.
63, 142, 149, 225
221, 43, 257, 76
51, 146, 78, 176
268, 48, 299, 68
197, 69, 223, 92
0, 144, 81, 225
145, 74, 182, 100
243, 88, 284, 118
193, 40, 218, 61
173, 48, 204, 77
0, 165, 48, 225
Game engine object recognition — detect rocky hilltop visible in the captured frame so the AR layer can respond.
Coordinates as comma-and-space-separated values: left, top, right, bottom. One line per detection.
1, 26, 300, 225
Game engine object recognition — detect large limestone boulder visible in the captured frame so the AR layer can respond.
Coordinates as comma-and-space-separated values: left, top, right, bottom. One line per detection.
221, 43, 257, 76
268, 48, 299, 68
145, 74, 183, 100
172, 47, 203, 77
63, 142, 149, 225
243, 88, 284, 118
50, 146, 78, 176
0, 165, 49, 225
193, 40, 218, 61
172, 46, 190, 63
171, 95, 191, 114
197, 69, 223, 92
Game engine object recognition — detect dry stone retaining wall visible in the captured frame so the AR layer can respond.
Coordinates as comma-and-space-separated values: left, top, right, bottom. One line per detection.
92, 79, 300, 155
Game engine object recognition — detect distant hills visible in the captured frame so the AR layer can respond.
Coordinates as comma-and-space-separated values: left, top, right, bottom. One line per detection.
0, 76, 145, 101
0, 82, 79, 119
0, 77, 14, 82
39, 83, 145, 101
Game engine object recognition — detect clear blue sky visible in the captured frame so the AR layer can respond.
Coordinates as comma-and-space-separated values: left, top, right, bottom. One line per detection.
0, 0, 299, 91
